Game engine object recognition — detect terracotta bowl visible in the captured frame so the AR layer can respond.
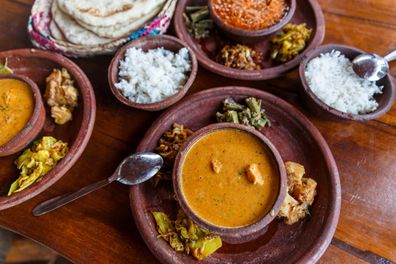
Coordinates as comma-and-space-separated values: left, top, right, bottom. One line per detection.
208, 0, 296, 44
299, 44, 396, 121
172, 122, 287, 244
0, 74, 45, 157
108, 35, 198, 111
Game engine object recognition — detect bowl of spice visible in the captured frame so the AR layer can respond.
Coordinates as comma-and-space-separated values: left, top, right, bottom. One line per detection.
108, 35, 198, 111
299, 44, 395, 121
208, 0, 296, 44
0, 74, 45, 157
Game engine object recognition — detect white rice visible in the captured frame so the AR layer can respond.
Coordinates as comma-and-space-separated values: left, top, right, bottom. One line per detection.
115, 47, 191, 104
305, 50, 383, 115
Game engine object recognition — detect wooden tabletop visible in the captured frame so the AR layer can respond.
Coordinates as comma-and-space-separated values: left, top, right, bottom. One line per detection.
0, 0, 395, 263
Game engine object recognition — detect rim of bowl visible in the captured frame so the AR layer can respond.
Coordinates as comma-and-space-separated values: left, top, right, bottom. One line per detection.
0, 74, 45, 156
173, 122, 287, 242
108, 35, 198, 112
299, 43, 396, 121
208, 0, 296, 37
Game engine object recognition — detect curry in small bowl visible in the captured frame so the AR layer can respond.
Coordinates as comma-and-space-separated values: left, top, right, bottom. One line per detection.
0, 75, 45, 157
173, 123, 287, 243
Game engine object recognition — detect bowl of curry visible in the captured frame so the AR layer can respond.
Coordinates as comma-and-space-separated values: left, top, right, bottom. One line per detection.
208, 0, 296, 43
173, 123, 287, 243
0, 74, 45, 157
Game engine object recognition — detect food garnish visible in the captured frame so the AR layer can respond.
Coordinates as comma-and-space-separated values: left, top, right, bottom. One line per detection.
216, 44, 262, 70
0, 79, 34, 146
212, 0, 287, 30
152, 209, 222, 260
152, 123, 193, 186
216, 97, 270, 129
8, 136, 68, 196
115, 47, 191, 104
270, 23, 312, 62
184, 6, 214, 40
44, 68, 78, 125
278, 161, 317, 225
0, 58, 13, 74
305, 50, 383, 114
246, 163, 264, 185
210, 158, 222, 174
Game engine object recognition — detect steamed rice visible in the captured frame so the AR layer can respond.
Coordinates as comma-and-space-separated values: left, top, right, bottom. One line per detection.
115, 47, 191, 104
305, 50, 383, 115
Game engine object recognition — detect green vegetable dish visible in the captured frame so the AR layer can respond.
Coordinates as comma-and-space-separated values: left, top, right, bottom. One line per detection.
8, 136, 68, 196
183, 6, 215, 39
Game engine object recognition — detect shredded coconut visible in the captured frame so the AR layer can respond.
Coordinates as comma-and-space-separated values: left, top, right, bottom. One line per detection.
305, 50, 383, 115
115, 47, 191, 103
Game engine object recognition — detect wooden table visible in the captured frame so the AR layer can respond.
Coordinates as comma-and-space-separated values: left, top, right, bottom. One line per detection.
0, 0, 395, 263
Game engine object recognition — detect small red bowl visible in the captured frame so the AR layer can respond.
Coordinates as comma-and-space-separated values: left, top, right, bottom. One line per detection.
0, 74, 45, 157
299, 44, 396, 121
208, 0, 296, 44
108, 35, 198, 112
173, 123, 287, 243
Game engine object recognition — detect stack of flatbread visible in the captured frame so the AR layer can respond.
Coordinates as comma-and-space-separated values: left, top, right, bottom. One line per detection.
49, 0, 167, 46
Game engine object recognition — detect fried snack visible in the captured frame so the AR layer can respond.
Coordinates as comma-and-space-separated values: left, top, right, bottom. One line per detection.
270, 23, 312, 63
152, 123, 193, 186
216, 44, 262, 70
152, 209, 222, 260
44, 68, 78, 125
8, 136, 68, 196
278, 161, 317, 225
216, 97, 270, 130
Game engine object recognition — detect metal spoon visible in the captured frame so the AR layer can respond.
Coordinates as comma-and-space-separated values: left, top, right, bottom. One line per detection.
32, 152, 163, 216
352, 50, 396, 81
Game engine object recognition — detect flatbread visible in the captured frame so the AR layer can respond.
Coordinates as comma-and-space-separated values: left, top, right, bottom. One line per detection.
57, 0, 165, 27
51, 2, 113, 46
49, 20, 65, 41
75, 4, 162, 38
58, 0, 136, 17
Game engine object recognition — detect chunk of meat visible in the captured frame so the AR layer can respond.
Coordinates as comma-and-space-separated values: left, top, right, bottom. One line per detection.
211, 158, 222, 174
292, 178, 317, 206
285, 161, 305, 191
246, 163, 264, 185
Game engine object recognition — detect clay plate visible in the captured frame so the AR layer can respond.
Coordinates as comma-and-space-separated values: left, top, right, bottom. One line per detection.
130, 87, 341, 263
0, 49, 96, 210
299, 44, 396, 121
174, 0, 325, 80
108, 35, 198, 111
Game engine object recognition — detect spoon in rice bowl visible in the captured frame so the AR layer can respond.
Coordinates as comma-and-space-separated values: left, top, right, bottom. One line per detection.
352, 49, 396, 81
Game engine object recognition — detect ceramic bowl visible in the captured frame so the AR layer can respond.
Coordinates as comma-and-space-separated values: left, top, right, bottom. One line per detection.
172, 122, 287, 243
299, 44, 396, 121
208, 0, 296, 44
0, 74, 45, 157
108, 35, 198, 111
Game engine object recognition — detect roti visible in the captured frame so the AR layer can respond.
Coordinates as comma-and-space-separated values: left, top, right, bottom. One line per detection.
57, 0, 165, 27
49, 20, 66, 41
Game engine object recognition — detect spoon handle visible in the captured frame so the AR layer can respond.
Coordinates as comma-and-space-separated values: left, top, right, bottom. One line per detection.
32, 178, 113, 216
384, 50, 396, 62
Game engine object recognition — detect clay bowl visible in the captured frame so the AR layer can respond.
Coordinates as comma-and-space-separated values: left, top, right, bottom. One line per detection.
208, 0, 296, 44
0, 49, 96, 211
172, 122, 287, 243
108, 35, 198, 111
0, 74, 45, 157
299, 44, 396, 121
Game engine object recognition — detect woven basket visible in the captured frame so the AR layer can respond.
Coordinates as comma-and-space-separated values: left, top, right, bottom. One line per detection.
28, 0, 177, 57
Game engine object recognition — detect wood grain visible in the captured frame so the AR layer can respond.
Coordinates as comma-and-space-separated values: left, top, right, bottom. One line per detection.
0, 0, 395, 263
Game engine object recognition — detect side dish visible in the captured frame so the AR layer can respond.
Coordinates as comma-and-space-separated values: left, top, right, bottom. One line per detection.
0, 58, 13, 74
184, 6, 214, 40
115, 47, 192, 104
278, 161, 317, 224
212, 0, 287, 30
0, 78, 34, 146
8, 136, 68, 196
270, 23, 312, 62
305, 50, 383, 114
216, 44, 262, 70
216, 97, 270, 129
180, 128, 279, 228
45, 68, 79, 124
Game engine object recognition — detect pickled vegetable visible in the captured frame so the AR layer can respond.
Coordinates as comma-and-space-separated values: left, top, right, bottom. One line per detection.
270, 23, 312, 62
8, 136, 68, 196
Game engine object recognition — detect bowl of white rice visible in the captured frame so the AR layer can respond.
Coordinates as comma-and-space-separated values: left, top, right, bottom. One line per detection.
108, 35, 198, 111
299, 44, 395, 121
